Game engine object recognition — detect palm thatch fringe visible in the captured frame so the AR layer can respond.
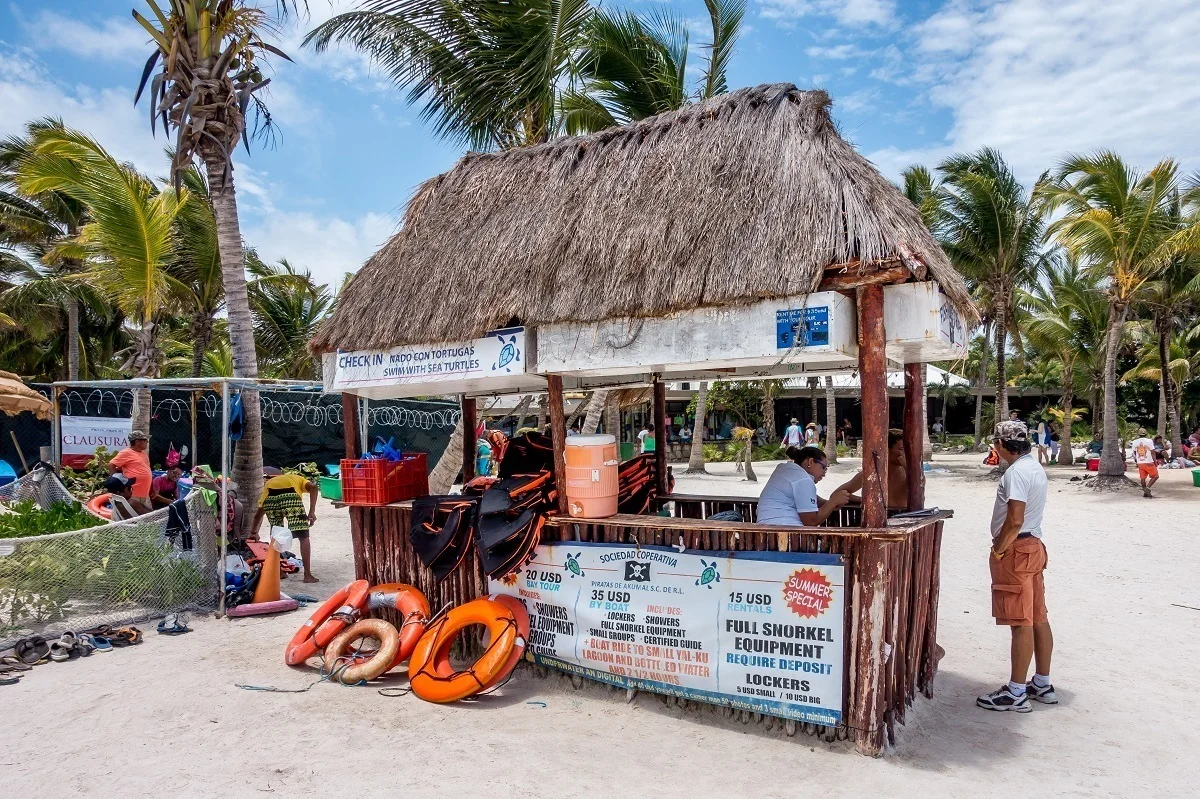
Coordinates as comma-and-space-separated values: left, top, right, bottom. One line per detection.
313, 84, 975, 352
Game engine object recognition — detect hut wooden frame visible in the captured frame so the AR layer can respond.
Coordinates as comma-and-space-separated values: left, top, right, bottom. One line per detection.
317, 83, 977, 757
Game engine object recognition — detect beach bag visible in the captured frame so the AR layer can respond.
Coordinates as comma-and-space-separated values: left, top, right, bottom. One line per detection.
165, 443, 181, 468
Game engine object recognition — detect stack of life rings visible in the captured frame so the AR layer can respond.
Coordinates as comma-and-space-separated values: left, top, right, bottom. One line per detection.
285, 580, 529, 702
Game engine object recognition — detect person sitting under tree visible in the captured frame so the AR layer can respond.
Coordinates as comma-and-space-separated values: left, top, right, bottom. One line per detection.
252, 467, 320, 583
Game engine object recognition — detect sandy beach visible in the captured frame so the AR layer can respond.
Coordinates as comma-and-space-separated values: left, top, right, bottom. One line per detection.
2, 452, 1196, 798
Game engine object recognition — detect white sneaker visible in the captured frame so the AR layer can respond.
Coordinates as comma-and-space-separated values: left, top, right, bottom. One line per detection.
976, 685, 1032, 713
1025, 681, 1058, 704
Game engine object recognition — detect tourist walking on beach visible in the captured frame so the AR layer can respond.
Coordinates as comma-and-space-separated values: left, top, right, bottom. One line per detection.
1130, 428, 1159, 498
977, 420, 1056, 713
252, 467, 320, 583
107, 430, 153, 513
783, 418, 803, 447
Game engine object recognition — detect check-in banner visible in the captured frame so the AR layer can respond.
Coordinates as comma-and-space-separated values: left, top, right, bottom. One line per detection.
489, 541, 845, 726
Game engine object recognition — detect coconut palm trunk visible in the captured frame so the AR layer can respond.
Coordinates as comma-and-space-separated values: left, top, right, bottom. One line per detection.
604, 395, 621, 441
823, 376, 837, 463
66, 296, 80, 381
1058, 363, 1075, 466
1157, 384, 1167, 438
742, 437, 756, 481
686, 382, 708, 474
993, 295, 1009, 424
973, 323, 991, 447
203, 158, 263, 519
1158, 319, 1184, 455
1099, 300, 1128, 478
760, 384, 777, 443
582, 389, 609, 435
190, 313, 214, 378
428, 417, 464, 493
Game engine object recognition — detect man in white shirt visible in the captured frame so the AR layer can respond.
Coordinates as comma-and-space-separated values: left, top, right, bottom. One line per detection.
1130, 427, 1159, 498
977, 420, 1057, 714
782, 418, 803, 447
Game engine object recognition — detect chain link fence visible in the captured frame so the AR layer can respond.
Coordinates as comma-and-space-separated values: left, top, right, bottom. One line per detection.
0, 469, 219, 650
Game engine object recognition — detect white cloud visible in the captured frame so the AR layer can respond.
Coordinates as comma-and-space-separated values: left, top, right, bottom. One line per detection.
758, 0, 897, 27
866, 0, 1200, 182
14, 9, 150, 63
241, 209, 398, 290
805, 43, 867, 59
0, 46, 165, 173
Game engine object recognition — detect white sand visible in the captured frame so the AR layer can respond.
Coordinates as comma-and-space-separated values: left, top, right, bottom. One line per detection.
2, 454, 1197, 797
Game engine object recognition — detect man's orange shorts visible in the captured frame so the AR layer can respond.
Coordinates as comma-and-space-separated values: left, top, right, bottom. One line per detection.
1138, 463, 1159, 480
989, 536, 1048, 627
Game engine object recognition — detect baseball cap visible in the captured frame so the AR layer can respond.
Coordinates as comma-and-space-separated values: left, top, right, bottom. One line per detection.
994, 420, 1029, 442
790, 418, 798, 424
1137, 427, 1147, 436
263, 466, 283, 477
105, 473, 135, 492
128, 430, 148, 442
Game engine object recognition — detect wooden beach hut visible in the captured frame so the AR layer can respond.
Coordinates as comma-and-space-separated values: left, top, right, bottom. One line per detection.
313, 84, 977, 755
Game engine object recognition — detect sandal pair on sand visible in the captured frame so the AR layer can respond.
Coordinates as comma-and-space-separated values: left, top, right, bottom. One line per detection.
156, 614, 191, 636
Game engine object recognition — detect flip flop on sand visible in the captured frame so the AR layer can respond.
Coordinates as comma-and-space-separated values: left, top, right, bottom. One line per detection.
113, 627, 143, 646
14, 636, 49, 665
0, 673, 19, 686
0, 656, 32, 671
49, 632, 79, 662
156, 614, 191, 636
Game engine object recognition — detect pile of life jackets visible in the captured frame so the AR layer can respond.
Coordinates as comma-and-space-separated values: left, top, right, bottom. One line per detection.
617, 452, 669, 514
410, 431, 557, 582
284, 580, 529, 703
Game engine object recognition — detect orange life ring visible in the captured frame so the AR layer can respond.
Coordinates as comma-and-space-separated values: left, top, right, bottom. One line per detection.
87, 493, 113, 520
323, 618, 399, 684
486, 594, 530, 689
284, 579, 370, 666
408, 597, 523, 703
363, 583, 430, 672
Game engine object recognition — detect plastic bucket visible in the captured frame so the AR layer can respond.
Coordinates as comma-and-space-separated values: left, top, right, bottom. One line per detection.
565, 434, 619, 518
1192, 469, 1200, 488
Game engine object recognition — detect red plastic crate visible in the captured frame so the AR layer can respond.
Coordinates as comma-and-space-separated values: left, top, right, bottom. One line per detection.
340, 454, 429, 506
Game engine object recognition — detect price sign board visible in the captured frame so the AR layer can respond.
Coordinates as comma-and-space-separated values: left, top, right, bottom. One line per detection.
490, 542, 845, 726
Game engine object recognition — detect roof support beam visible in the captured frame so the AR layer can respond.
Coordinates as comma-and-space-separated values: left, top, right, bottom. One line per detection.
547, 375, 569, 516
819, 264, 910, 292
903, 363, 926, 511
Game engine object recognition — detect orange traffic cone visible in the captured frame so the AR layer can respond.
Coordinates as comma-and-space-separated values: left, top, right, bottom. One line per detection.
252, 542, 282, 603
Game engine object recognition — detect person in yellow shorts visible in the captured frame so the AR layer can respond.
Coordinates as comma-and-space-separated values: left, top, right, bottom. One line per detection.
251, 467, 320, 583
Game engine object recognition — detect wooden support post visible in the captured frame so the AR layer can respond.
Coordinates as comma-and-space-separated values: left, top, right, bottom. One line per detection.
653, 378, 668, 498
342, 392, 360, 459
546, 375, 569, 516
903, 363, 926, 511
851, 537, 890, 757
461, 396, 477, 484
857, 284, 889, 528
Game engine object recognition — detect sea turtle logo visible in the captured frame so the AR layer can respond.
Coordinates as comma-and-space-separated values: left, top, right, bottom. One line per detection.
565, 552, 585, 578
493, 334, 521, 372
696, 559, 721, 589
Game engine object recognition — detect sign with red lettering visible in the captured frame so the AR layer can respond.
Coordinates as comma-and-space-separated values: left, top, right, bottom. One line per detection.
59, 415, 132, 469
489, 542, 845, 726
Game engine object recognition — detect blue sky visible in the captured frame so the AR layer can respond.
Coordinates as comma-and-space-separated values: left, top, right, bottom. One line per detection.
3, 0, 1199, 290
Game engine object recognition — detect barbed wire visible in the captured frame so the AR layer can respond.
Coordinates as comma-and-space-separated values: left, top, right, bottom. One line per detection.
49, 389, 458, 429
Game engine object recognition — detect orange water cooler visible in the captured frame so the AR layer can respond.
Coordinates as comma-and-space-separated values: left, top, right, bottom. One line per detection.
564, 435, 619, 518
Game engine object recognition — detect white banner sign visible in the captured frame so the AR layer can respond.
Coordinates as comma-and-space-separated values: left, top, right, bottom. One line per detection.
60, 415, 132, 467
490, 542, 845, 726
329, 327, 525, 390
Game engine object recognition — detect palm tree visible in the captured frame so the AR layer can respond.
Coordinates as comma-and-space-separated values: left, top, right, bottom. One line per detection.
306, 0, 592, 149
823, 375, 837, 463
1020, 251, 1106, 465
0, 119, 91, 380
1122, 330, 1198, 438
934, 149, 1045, 426
1130, 198, 1200, 454
134, 0, 305, 517
930, 371, 970, 443
1038, 153, 1200, 480
686, 382, 708, 474
15, 126, 184, 431
248, 256, 333, 380
564, 0, 744, 133
171, 165, 224, 377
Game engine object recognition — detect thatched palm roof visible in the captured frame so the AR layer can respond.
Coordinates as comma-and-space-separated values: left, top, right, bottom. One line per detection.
313, 83, 974, 352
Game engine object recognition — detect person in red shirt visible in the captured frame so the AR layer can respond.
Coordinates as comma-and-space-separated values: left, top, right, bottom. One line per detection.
107, 430, 153, 512
151, 466, 183, 509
